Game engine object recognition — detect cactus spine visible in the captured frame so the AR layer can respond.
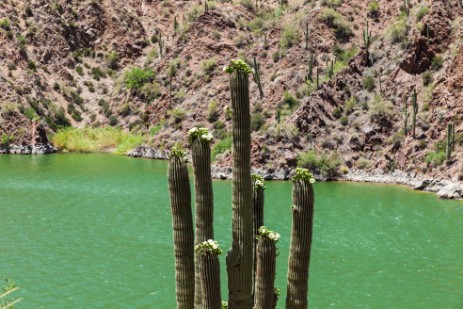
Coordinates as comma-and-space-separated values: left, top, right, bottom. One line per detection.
403, 97, 409, 136
286, 168, 316, 309
196, 240, 223, 309
224, 59, 254, 309
188, 127, 214, 308
412, 88, 418, 139
254, 227, 279, 309
446, 122, 455, 161
167, 148, 195, 309
252, 56, 264, 99
303, 22, 309, 50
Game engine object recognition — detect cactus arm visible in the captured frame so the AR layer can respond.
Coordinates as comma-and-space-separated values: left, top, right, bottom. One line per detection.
224, 59, 254, 309
254, 227, 279, 309
168, 148, 195, 309
286, 168, 316, 309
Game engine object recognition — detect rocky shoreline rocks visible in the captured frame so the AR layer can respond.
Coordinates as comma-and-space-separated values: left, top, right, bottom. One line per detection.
0, 144, 57, 155
127, 146, 463, 201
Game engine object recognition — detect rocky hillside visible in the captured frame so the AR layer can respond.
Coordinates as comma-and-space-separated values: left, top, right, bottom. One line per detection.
1, 0, 462, 181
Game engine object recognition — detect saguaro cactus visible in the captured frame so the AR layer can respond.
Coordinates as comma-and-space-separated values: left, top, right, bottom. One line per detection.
174, 16, 179, 34
363, 20, 371, 53
254, 226, 280, 309
251, 174, 265, 293
188, 127, 214, 308
195, 240, 223, 309
403, 97, 409, 136
316, 68, 320, 89
167, 148, 195, 309
286, 168, 316, 309
303, 22, 309, 50
305, 53, 314, 83
159, 33, 164, 58
252, 56, 264, 99
412, 88, 418, 139
224, 59, 254, 309
404, 0, 410, 16
446, 122, 455, 161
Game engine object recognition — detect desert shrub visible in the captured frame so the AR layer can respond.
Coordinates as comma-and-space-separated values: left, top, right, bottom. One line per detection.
431, 55, 443, 70
422, 71, 433, 86
108, 115, 118, 126
0, 18, 10, 30
27, 60, 36, 71
251, 113, 265, 131
118, 103, 131, 116
91, 67, 106, 80
124, 67, 156, 92
425, 151, 446, 166
1, 102, 18, 116
211, 136, 232, 159
106, 51, 119, 69
357, 158, 371, 169
75, 66, 84, 76
369, 94, 393, 121
387, 15, 407, 44
207, 100, 219, 122
416, 5, 429, 22
332, 107, 342, 118
201, 58, 217, 75
345, 97, 357, 115
297, 150, 342, 178
363, 76, 375, 91
279, 25, 300, 49
340, 115, 348, 126
321, 0, 342, 7
368, 0, 380, 16
319, 8, 353, 41
239, 0, 255, 12
168, 108, 186, 124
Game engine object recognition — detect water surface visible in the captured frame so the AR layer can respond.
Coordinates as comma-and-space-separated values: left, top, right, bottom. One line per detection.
0, 154, 462, 308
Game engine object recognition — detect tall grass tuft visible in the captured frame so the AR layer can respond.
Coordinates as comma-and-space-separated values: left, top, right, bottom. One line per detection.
52, 127, 146, 154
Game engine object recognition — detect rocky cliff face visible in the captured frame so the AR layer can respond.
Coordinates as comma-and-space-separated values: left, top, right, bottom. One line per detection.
1, 0, 462, 181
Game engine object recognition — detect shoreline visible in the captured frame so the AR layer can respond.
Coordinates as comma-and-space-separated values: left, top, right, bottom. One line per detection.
2, 145, 462, 201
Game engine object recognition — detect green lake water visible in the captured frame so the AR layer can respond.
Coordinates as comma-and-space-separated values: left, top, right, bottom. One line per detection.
0, 154, 462, 308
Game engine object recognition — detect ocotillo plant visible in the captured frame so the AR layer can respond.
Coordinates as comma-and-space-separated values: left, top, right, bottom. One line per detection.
363, 20, 371, 53
252, 56, 264, 99
224, 59, 254, 309
254, 226, 280, 309
252, 174, 265, 293
446, 122, 455, 161
188, 127, 214, 308
303, 22, 309, 50
412, 88, 418, 139
195, 240, 222, 309
167, 148, 195, 309
286, 168, 316, 309
403, 97, 409, 136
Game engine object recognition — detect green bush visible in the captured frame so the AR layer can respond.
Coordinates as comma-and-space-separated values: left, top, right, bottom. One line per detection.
340, 115, 348, 126
297, 150, 341, 178
319, 8, 353, 41
211, 136, 232, 159
332, 107, 342, 118
425, 151, 446, 165
422, 71, 433, 86
106, 51, 119, 69
431, 55, 443, 70
369, 94, 393, 121
91, 67, 106, 80
108, 115, 118, 126
251, 113, 265, 131
321, 0, 342, 7
279, 25, 300, 49
201, 58, 217, 75
124, 67, 156, 92
363, 76, 375, 91
357, 158, 371, 169
369, 0, 380, 16
207, 100, 219, 122
387, 15, 407, 44
0, 18, 10, 30
75, 66, 84, 76
416, 6, 429, 22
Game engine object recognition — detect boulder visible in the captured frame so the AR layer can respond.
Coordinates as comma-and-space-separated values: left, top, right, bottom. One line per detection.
437, 184, 463, 199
